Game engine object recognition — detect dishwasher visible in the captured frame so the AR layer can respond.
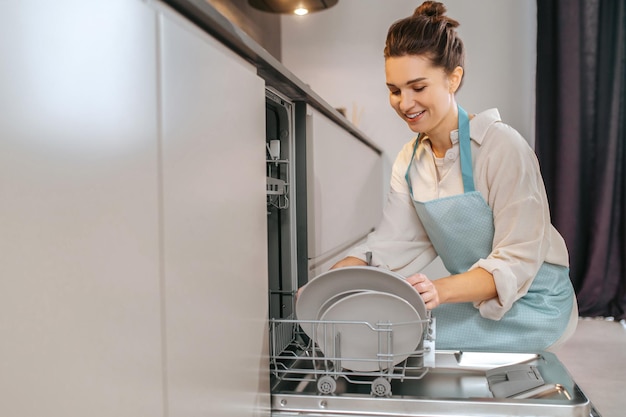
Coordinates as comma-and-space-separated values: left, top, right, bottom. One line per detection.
264, 87, 599, 417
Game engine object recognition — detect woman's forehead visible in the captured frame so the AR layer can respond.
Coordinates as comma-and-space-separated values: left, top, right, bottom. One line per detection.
385, 55, 442, 84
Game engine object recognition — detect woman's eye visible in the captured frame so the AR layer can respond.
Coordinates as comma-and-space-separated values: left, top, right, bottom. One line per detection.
414, 86, 425, 92
390, 90, 401, 96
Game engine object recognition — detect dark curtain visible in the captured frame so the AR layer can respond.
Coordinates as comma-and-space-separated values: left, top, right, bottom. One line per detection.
535, 0, 626, 318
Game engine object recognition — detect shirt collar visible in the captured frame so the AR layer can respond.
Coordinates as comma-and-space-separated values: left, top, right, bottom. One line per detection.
469, 108, 501, 145
417, 108, 501, 151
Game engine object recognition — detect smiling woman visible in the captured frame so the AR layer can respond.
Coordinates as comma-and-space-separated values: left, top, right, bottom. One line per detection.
328, 0, 578, 353
385, 55, 463, 157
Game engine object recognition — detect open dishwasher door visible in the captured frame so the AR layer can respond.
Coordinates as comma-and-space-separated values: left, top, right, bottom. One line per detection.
270, 323, 597, 417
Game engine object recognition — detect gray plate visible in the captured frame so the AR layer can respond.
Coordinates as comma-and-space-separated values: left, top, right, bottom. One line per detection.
296, 266, 427, 324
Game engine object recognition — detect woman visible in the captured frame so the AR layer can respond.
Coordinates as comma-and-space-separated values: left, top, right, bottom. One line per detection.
332, 1, 578, 352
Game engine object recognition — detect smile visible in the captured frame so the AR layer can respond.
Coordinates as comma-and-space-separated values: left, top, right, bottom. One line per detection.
406, 110, 425, 119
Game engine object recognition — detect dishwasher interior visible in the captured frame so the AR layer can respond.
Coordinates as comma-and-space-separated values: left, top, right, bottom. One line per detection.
264, 88, 597, 417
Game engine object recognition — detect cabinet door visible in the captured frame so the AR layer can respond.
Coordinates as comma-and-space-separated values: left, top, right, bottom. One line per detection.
306, 106, 383, 276
158, 8, 269, 417
0, 1, 163, 416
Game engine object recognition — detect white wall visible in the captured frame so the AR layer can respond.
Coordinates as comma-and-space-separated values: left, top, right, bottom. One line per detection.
281, 0, 537, 170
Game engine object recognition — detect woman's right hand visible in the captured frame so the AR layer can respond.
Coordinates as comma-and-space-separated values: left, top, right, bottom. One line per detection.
406, 273, 440, 310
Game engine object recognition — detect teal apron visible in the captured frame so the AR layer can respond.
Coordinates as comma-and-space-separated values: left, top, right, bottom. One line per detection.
404, 105, 574, 352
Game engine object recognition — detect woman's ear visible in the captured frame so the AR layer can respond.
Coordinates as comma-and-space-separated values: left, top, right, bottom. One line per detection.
449, 66, 464, 93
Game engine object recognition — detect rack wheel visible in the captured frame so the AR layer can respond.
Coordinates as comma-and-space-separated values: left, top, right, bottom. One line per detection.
317, 376, 337, 395
371, 377, 392, 397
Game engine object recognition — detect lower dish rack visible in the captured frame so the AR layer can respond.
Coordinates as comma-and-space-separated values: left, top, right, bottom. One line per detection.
269, 314, 433, 397
270, 316, 595, 417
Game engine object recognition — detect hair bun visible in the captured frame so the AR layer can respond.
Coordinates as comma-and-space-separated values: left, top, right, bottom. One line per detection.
413, 1, 447, 18
412, 1, 459, 28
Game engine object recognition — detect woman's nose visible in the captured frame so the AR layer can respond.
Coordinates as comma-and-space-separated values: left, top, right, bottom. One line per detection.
398, 91, 415, 112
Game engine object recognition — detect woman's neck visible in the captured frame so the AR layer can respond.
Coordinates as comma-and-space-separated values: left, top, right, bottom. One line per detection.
425, 103, 460, 157
429, 137, 452, 158
426, 122, 456, 158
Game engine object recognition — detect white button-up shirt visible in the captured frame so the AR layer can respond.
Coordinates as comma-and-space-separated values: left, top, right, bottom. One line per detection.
347, 108, 569, 320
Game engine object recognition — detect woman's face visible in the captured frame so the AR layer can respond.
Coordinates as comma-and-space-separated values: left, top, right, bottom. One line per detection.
385, 55, 462, 138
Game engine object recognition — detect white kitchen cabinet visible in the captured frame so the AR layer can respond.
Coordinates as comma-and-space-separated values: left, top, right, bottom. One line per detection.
306, 106, 383, 276
158, 7, 270, 417
0, 1, 270, 416
0, 1, 163, 416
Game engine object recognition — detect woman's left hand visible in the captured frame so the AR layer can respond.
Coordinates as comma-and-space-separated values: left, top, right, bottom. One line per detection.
406, 273, 440, 310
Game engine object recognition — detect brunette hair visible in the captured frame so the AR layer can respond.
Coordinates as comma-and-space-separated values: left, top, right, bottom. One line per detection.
384, 1, 464, 76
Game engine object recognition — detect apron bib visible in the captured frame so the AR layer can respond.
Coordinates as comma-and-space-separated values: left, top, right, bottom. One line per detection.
405, 105, 574, 352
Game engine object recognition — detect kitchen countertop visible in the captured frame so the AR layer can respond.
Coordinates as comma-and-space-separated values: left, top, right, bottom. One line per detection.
162, 0, 381, 154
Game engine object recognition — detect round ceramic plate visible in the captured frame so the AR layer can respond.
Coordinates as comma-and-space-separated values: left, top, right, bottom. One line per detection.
315, 289, 363, 320
296, 266, 426, 326
316, 290, 423, 371
297, 288, 368, 343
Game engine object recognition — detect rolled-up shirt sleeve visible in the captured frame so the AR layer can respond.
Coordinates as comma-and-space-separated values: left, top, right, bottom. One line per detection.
471, 121, 567, 320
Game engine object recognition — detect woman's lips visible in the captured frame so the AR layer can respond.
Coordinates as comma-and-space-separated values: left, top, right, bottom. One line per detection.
406, 109, 425, 122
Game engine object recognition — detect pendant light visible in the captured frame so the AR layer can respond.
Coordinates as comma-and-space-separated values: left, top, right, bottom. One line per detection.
248, 0, 339, 15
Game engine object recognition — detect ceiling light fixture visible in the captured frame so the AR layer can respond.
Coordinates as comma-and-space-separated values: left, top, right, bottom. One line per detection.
248, 0, 338, 15
293, 7, 309, 16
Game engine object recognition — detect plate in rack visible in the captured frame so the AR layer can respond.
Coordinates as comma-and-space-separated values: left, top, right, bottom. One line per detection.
296, 266, 426, 325
316, 290, 423, 371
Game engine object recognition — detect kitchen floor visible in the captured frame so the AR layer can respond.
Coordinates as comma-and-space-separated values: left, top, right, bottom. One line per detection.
555, 317, 626, 417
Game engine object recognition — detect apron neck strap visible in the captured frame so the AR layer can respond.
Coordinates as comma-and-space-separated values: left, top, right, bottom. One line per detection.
458, 105, 475, 193
405, 104, 475, 195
